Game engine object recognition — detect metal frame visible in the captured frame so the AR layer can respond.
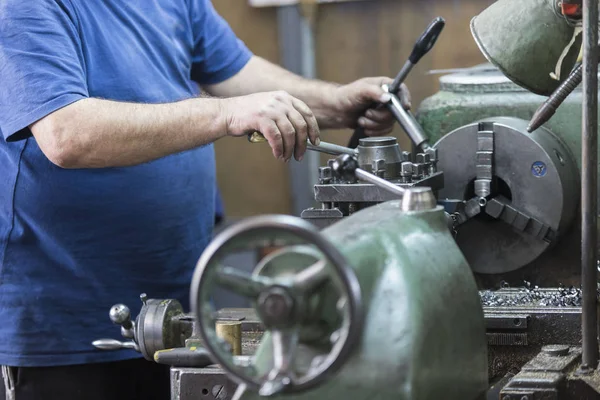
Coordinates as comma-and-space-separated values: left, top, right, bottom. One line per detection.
580, 0, 598, 372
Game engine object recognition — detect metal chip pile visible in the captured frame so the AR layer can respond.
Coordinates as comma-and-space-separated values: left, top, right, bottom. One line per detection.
479, 281, 599, 307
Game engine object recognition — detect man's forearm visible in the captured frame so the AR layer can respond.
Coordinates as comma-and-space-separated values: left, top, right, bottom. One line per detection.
204, 56, 343, 128
30, 97, 226, 169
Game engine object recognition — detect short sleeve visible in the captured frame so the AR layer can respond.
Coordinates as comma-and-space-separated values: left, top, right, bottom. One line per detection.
0, 0, 89, 141
189, 0, 253, 85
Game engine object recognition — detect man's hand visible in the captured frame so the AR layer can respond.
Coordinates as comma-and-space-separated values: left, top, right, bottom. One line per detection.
329, 77, 411, 136
221, 91, 320, 162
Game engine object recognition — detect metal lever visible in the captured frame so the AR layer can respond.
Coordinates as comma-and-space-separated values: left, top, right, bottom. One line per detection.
92, 338, 139, 351
248, 131, 358, 156
383, 85, 431, 150
390, 16, 446, 93
331, 154, 406, 197
348, 16, 445, 149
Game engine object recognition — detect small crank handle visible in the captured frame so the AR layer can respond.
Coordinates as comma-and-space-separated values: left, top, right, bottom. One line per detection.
247, 132, 358, 157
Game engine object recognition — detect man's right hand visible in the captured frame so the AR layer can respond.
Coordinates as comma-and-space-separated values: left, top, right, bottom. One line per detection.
221, 91, 320, 162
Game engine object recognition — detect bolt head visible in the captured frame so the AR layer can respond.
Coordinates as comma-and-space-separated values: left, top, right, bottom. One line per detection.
318, 166, 332, 178
412, 163, 424, 177
257, 287, 295, 327
318, 167, 332, 184
372, 159, 385, 171
425, 147, 438, 161
401, 162, 413, 176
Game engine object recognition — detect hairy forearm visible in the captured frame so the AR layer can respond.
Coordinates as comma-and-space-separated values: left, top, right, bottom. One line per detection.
30, 97, 225, 169
205, 56, 343, 128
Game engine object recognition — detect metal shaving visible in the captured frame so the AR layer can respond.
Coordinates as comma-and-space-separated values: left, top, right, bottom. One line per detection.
480, 280, 600, 307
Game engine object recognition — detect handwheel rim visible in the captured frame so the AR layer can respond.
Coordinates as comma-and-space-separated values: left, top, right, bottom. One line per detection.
190, 214, 363, 394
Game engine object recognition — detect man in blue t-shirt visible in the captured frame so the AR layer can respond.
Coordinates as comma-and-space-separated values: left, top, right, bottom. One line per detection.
0, 1, 408, 399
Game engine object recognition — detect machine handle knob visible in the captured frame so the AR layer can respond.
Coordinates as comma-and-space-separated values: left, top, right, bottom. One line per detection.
331, 154, 359, 182
409, 17, 446, 64
92, 338, 138, 351
154, 347, 214, 368
109, 304, 133, 330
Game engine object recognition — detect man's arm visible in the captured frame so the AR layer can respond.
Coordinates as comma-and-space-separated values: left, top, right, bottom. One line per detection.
30, 98, 224, 169
204, 56, 410, 135
30, 90, 320, 169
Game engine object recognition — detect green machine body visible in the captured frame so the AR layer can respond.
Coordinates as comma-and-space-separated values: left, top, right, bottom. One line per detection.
190, 199, 488, 400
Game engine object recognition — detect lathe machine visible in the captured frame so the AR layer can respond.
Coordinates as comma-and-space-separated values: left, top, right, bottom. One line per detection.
93, 0, 600, 398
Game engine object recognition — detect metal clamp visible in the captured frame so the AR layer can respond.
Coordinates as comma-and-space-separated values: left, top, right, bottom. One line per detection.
484, 196, 557, 243
474, 122, 495, 200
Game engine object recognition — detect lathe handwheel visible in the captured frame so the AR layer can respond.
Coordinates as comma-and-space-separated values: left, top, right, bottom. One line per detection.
190, 215, 363, 396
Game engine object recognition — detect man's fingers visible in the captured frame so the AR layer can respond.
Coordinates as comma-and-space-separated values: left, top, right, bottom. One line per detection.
291, 98, 320, 146
399, 83, 412, 110
287, 108, 308, 161
365, 126, 394, 137
358, 117, 394, 131
274, 116, 296, 162
260, 121, 284, 160
364, 108, 394, 123
362, 83, 391, 104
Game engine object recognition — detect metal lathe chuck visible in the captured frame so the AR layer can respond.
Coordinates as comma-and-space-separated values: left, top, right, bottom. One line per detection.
434, 117, 579, 274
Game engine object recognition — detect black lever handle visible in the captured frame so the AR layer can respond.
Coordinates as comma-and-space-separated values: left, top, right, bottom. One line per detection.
409, 17, 446, 64
348, 17, 445, 149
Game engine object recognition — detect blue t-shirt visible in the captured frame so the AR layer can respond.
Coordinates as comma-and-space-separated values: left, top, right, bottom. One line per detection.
0, 0, 251, 367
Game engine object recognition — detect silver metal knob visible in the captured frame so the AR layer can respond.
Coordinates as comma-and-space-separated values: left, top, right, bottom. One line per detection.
401, 187, 437, 211
402, 151, 412, 162
109, 304, 133, 330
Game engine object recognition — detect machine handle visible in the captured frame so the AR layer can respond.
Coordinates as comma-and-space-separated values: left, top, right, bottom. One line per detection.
248, 132, 358, 157
331, 154, 406, 197
348, 17, 445, 148
154, 347, 214, 368
92, 338, 139, 351
409, 17, 446, 64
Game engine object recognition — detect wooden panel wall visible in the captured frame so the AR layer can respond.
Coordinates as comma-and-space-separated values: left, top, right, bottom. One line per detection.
214, 0, 495, 218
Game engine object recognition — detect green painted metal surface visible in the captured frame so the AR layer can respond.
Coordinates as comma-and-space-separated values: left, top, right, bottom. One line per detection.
244, 202, 488, 400
471, 0, 580, 96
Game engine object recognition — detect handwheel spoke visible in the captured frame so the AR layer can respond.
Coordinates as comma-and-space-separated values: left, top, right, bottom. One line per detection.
215, 267, 272, 298
259, 329, 299, 396
292, 259, 330, 294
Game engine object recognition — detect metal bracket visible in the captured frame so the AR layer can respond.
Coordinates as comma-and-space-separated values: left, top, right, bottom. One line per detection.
474, 122, 495, 199
485, 196, 557, 243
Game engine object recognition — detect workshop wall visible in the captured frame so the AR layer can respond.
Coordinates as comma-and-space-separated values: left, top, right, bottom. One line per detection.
213, 0, 495, 218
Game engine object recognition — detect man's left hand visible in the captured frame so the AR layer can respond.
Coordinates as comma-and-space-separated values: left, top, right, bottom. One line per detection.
330, 77, 411, 136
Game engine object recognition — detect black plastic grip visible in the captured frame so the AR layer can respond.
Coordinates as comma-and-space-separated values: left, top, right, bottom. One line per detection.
409, 17, 445, 64
154, 347, 214, 368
